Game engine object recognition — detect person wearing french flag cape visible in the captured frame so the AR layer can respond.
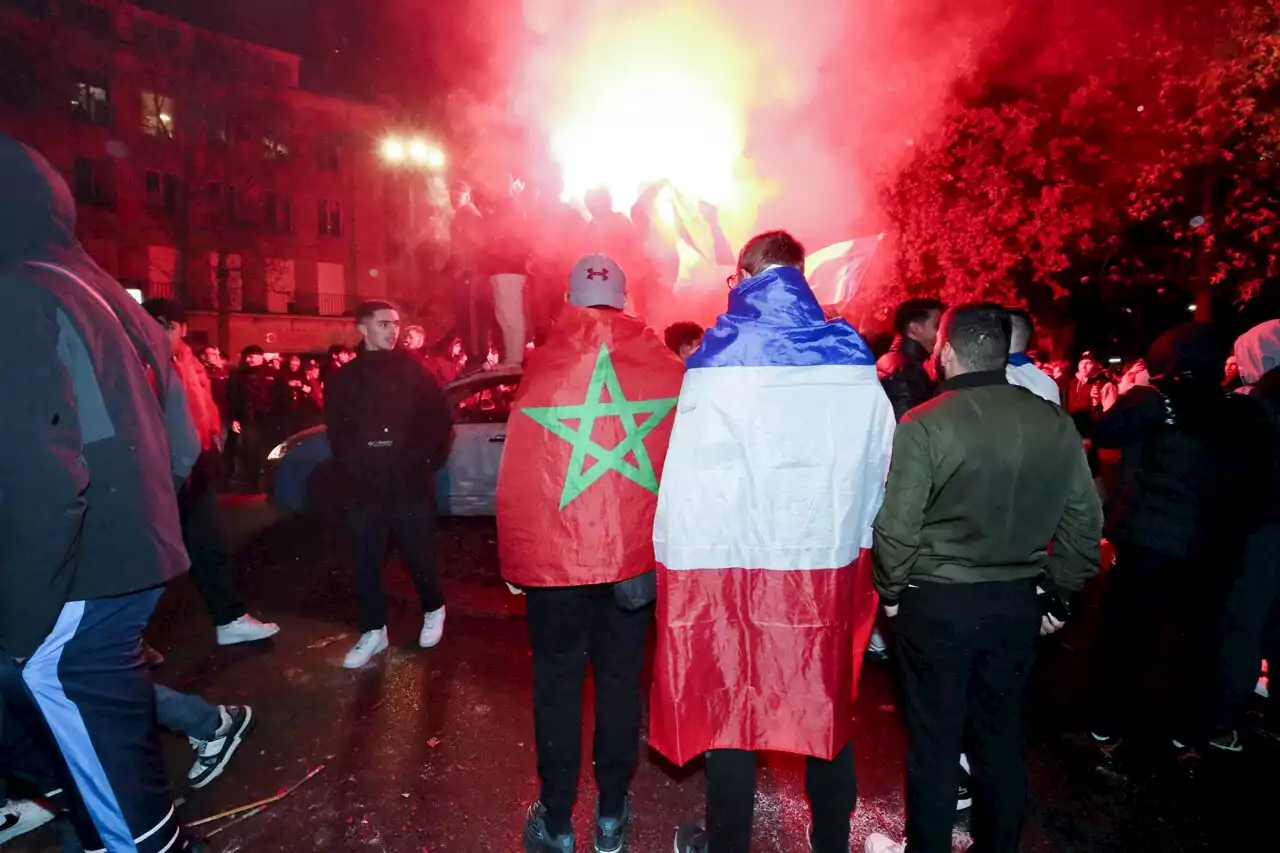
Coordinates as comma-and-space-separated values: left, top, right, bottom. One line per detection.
654, 231, 896, 853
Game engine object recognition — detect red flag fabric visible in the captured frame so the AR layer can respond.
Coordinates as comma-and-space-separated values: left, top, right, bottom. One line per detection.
498, 306, 685, 588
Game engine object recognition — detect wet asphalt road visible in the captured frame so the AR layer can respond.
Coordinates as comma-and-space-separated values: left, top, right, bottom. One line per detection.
7, 496, 1279, 852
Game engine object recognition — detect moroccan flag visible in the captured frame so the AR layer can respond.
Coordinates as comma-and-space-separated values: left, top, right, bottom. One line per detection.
650, 265, 896, 765
806, 234, 884, 314
498, 306, 685, 588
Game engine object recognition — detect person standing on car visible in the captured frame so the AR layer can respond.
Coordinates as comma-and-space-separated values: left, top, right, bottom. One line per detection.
326, 301, 453, 669
499, 255, 685, 853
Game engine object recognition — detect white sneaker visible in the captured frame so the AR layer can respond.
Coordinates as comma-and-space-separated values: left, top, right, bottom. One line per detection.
216, 614, 281, 646
0, 799, 57, 843
864, 833, 906, 853
420, 607, 446, 648
343, 628, 389, 668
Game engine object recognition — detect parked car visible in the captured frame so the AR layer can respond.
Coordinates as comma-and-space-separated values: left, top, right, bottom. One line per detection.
263, 368, 522, 516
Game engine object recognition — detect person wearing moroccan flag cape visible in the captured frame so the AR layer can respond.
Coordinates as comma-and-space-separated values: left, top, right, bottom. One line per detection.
498, 254, 685, 853
655, 231, 896, 853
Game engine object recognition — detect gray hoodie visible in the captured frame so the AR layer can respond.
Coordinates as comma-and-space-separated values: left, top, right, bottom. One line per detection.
0, 134, 192, 658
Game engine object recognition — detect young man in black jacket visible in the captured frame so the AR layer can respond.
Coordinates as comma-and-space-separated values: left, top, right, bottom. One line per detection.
876, 298, 944, 422
0, 135, 197, 852
326, 301, 453, 668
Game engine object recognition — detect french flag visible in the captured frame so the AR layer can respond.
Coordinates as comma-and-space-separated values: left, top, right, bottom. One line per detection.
649, 265, 896, 765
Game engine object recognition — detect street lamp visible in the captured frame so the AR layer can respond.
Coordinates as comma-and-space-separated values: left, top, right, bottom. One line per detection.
381, 135, 445, 171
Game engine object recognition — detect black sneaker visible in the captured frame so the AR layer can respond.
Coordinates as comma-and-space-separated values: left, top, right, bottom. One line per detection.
525, 802, 575, 853
595, 797, 631, 853
674, 823, 709, 853
187, 705, 254, 789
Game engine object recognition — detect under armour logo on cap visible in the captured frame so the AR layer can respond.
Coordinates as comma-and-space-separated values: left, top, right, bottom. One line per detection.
586, 268, 609, 281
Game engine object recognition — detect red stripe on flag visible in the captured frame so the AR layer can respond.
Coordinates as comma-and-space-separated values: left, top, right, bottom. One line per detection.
649, 552, 879, 766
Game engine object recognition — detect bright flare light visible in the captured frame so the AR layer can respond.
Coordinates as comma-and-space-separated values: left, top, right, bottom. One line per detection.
381, 138, 406, 163
408, 139, 430, 163
544, 9, 752, 211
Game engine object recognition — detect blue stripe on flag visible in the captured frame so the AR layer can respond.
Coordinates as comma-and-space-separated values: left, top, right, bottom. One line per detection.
687, 266, 877, 369
1007, 352, 1034, 367
22, 601, 135, 851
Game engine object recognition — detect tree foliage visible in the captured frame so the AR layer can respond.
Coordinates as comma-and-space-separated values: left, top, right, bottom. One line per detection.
882, 0, 1280, 306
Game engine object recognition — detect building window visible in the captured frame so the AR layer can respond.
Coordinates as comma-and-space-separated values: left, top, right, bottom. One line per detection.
262, 136, 290, 160
141, 91, 175, 137
263, 192, 293, 233
265, 258, 296, 314
316, 262, 346, 316
72, 157, 114, 208
144, 170, 178, 217
207, 252, 243, 311
147, 245, 177, 300
317, 198, 342, 237
70, 75, 110, 126
317, 136, 340, 171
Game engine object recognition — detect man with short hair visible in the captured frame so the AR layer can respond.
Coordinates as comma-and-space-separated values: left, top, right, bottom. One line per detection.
227, 345, 275, 485
1005, 308, 1061, 404
659, 230, 894, 853
325, 301, 453, 668
877, 298, 944, 421
865, 304, 1102, 853
663, 321, 704, 362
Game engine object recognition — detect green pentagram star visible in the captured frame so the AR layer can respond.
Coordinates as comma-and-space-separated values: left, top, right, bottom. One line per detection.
521, 344, 679, 509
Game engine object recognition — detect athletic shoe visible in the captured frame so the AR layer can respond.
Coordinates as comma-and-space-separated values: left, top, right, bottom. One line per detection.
188, 705, 254, 789
141, 640, 166, 667
1257, 674, 1269, 698
864, 833, 906, 853
0, 799, 56, 843
217, 614, 281, 646
673, 823, 709, 853
866, 628, 889, 664
524, 802, 575, 853
1208, 730, 1243, 753
420, 607, 446, 649
957, 754, 972, 810
343, 628, 389, 668
595, 796, 631, 853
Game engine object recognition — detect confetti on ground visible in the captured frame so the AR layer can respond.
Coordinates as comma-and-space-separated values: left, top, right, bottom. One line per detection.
426, 737, 442, 748
307, 633, 349, 650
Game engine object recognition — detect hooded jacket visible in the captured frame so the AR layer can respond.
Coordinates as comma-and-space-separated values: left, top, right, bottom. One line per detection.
0, 135, 190, 658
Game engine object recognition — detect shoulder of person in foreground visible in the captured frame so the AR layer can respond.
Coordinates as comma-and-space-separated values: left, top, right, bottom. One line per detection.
0, 272, 90, 658
872, 415, 937, 603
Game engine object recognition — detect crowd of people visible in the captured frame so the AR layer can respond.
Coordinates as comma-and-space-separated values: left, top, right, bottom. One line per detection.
2, 128, 1279, 853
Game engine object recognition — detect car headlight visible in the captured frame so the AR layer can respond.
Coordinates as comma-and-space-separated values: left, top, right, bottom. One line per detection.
267, 441, 289, 461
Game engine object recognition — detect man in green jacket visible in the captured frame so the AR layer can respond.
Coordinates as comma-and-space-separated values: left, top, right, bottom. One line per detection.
865, 303, 1102, 853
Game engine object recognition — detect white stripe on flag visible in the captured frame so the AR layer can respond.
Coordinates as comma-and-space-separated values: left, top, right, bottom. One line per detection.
655, 364, 895, 571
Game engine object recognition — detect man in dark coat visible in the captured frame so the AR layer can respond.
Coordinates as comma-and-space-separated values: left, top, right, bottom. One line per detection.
877, 298, 944, 421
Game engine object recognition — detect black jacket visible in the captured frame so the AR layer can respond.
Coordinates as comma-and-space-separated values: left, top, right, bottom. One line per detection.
0, 135, 190, 658
873, 371, 1102, 603
876, 336, 936, 421
325, 349, 453, 502
1096, 323, 1271, 560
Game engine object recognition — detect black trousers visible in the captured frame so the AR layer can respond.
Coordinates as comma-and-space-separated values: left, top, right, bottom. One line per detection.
525, 584, 651, 837
180, 450, 246, 626
704, 742, 857, 853
1215, 521, 1280, 731
892, 581, 1040, 853
1087, 543, 1219, 743
345, 496, 444, 633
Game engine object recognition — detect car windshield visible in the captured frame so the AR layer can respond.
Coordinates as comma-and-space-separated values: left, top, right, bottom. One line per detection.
453, 379, 520, 424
